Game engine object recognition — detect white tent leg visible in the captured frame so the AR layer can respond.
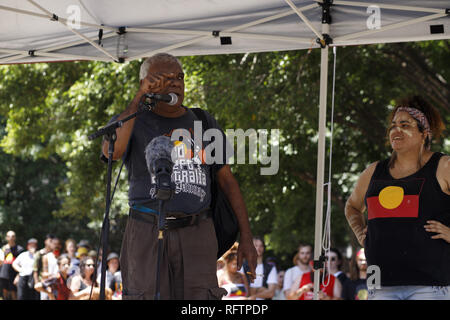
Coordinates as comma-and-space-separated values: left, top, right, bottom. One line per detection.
313, 30, 329, 301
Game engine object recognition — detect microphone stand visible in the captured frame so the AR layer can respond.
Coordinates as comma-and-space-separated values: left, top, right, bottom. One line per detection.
154, 199, 166, 300
88, 97, 154, 300
153, 166, 174, 300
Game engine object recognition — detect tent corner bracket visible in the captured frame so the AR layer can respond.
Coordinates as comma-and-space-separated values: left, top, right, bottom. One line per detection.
313, 255, 326, 270
117, 27, 127, 35
316, 34, 333, 48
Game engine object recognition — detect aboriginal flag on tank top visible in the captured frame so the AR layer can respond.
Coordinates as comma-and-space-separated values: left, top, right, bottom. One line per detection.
366, 178, 425, 220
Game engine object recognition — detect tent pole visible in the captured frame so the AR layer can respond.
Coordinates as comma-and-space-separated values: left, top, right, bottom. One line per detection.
313, 26, 329, 301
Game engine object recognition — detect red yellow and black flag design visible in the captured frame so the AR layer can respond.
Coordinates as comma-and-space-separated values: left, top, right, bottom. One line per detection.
366, 178, 425, 220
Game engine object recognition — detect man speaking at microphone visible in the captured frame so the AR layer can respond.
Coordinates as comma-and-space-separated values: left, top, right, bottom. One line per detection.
101, 53, 257, 300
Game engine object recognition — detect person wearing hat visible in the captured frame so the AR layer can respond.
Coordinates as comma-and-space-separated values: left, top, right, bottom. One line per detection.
12, 238, 39, 300
76, 247, 88, 260
97, 252, 120, 293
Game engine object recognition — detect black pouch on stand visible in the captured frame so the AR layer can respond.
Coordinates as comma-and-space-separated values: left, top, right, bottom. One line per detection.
191, 108, 239, 258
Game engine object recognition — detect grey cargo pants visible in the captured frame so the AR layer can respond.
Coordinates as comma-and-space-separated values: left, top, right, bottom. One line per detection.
120, 210, 227, 300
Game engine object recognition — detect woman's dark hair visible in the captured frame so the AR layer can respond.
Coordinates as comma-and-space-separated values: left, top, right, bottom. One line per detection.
57, 254, 71, 266
223, 252, 238, 264
329, 247, 343, 269
252, 236, 265, 249
79, 256, 96, 284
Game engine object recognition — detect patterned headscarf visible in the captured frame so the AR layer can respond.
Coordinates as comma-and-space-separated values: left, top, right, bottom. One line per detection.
395, 106, 432, 149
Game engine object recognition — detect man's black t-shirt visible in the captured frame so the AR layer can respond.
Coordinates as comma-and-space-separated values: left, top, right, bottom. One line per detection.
104, 107, 231, 214
0, 244, 24, 281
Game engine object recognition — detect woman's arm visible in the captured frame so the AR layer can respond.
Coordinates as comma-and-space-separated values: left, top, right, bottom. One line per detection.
345, 162, 378, 246
436, 155, 450, 195
69, 275, 81, 293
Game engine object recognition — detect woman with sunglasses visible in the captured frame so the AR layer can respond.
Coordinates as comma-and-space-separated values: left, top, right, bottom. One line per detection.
69, 256, 112, 300
345, 96, 450, 300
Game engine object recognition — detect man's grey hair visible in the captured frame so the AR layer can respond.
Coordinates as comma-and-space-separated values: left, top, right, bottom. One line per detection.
139, 53, 183, 80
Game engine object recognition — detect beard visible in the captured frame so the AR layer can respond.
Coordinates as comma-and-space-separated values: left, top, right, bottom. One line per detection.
298, 257, 310, 265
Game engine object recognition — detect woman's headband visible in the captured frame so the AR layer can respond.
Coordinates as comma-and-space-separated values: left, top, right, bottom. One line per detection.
395, 106, 432, 148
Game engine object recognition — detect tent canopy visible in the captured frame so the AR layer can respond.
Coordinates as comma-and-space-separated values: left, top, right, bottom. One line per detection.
0, 0, 449, 64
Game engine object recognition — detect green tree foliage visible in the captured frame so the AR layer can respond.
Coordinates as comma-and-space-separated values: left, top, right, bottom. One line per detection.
0, 42, 448, 266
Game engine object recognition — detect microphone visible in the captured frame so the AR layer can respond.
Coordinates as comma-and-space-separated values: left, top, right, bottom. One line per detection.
144, 92, 178, 106
145, 135, 175, 201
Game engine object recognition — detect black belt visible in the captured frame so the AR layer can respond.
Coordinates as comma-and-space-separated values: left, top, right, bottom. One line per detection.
129, 207, 211, 230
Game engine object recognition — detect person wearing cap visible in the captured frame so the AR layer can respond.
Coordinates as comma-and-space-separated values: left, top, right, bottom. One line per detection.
77, 240, 91, 251
97, 252, 120, 292
12, 238, 39, 300
76, 247, 88, 260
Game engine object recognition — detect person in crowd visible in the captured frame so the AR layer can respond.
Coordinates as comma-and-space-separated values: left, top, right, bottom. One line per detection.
77, 240, 91, 251
42, 236, 62, 279
76, 246, 88, 260
32, 233, 55, 300
64, 238, 80, 277
101, 52, 256, 300
345, 95, 450, 299
216, 257, 226, 278
272, 270, 286, 300
218, 251, 249, 299
325, 248, 349, 290
97, 252, 120, 291
69, 256, 111, 300
12, 238, 39, 300
217, 242, 239, 280
35, 254, 73, 300
283, 243, 312, 299
0, 230, 24, 300
111, 268, 122, 300
242, 236, 277, 300
341, 248, 368, 300
288, 252, 342, 300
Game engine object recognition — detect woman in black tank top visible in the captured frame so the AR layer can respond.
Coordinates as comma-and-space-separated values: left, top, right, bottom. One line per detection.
345, 96, 450, 300
69, 257, 111, 299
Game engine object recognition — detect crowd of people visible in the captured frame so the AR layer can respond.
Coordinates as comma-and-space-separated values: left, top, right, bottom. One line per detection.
1, 229, 368, 301
216, 237, 369, 300
0, 230, 122, 300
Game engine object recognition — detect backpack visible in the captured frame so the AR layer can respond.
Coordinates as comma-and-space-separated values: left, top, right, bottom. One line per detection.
190, 108, 239, 258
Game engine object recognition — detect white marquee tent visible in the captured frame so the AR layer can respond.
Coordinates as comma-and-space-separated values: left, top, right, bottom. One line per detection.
1, 0, 449, 299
